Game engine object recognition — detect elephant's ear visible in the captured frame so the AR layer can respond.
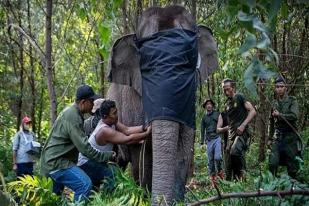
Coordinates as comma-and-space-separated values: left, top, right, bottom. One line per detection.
197, 25, 219, 81
107, 34, 141, 96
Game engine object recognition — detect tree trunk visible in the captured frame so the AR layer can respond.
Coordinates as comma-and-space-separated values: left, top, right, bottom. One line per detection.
152, 0, 158, 6
135, 0, 143, 30
45, 0, 57, 123
37, 80, 45, 140
191, 0, 197, 21
122, 0, 129, 34
17, 1, 24, 130
257, 80, 267, 162
27, 0, 36, 133
99, 53, 105, 96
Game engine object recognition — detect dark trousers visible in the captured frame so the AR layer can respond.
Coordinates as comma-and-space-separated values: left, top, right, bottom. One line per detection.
79, 160, 116, 191
16, 162, 33, 177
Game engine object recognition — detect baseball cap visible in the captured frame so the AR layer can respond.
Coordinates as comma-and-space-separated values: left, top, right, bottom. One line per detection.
76, 84, 100, 101
92, 98, 105, 113
22, 116, 32, 124
275, 76, 286, 84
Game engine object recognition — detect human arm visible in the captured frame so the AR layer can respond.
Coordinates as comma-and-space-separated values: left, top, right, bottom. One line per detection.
116, 121, 145, 135
96, 125, 151, 146
272, 98, 299, 122
217, 114, 229, 134
237, 101, 257, 135
12, 133, 19, 170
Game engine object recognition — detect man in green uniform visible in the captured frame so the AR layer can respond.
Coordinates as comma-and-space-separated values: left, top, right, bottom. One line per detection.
40, 85, 115, 202
221, 79, 256, 180
268, 77, 302, 178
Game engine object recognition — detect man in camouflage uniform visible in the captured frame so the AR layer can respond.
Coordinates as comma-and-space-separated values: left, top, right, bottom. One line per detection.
268, 77, 302, 178
221, 79, 256, 180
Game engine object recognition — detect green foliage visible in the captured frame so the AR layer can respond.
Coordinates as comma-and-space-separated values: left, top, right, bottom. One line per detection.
85, 167, 150, 206
188, 138, 309, 206
8, 175, 61, 206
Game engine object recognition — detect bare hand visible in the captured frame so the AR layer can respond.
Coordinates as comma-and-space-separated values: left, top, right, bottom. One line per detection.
145, 125, 152, 135
13, 164, 17, 171
236, 124, 245, 135
272, 110, 280, 117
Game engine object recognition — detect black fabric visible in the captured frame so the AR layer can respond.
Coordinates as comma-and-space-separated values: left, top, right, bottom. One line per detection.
136, 28, 198, 128
225, 93, 248, 140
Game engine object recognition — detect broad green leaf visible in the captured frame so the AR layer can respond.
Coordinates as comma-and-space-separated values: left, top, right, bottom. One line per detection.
237, 11, 254, 22
253, 17, 268, 33
267, 48, 279, 65
256, 32, 271, 49
280, 2, 288, 19
244, 59, 277, 97
268, 0, 282, 20
238, 32, 256, 54
243, 0, 256, 10
98, 23, 111, 44
244, 60, 258, 97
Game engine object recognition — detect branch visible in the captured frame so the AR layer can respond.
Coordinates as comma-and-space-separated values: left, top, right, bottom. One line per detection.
8, 24, 46, 66
188, 189, 309, 206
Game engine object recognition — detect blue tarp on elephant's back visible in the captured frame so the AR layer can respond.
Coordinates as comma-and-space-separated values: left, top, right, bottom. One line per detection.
136, 28, 198, 128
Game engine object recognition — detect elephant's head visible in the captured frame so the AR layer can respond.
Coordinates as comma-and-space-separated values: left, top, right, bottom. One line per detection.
107, 5, 219, 96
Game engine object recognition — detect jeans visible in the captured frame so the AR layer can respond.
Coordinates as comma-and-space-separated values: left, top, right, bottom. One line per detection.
16, 162, 33, 177
49, 166, 92, 202
79, 160, 116, 191
207, 137, 223, 175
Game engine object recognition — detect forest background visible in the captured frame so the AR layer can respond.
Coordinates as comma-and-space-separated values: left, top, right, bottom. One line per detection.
0, 0, 308, 205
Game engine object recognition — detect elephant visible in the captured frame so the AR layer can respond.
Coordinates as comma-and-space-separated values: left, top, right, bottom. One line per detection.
106, 83, 152, 191
107, 5, 218, 205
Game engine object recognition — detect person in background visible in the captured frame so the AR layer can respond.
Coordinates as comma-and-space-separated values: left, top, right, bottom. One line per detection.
12, 116, 36, 177
221, 78, 256, 180
200, 99, 224, 187
40, 84, 115, 202
84, 98, 105, 137
268, 77, 302, 179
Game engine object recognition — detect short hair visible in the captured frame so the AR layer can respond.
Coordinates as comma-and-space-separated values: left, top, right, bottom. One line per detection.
99, 99, 116, 118
222, 78, 236, 88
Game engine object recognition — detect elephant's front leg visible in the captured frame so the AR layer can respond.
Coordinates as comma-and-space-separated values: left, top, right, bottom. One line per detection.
174, 124, 194, 201
152, 120, 179, 206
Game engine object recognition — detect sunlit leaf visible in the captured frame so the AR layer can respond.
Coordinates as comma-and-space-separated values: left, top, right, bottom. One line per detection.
253, 17, 269, 33
280, 3, 288, 19
239, 32, 256, 54
268, 0, 282, 20
237, 11, 254, 22
256, 32, 271, 49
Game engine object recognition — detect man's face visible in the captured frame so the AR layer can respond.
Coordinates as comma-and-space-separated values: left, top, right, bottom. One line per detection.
107, 107, 118, 124
222, 82, 235, 98
205, 102, 213, 112
80, 99, 94, 113
275, 82, 286, 97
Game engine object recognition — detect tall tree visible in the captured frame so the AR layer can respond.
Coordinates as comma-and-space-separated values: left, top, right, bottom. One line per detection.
45, 0, 57, 123
27, 0, 36, 133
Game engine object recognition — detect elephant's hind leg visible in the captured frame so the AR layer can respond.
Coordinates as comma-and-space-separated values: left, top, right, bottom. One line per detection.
152, 120, 179, 206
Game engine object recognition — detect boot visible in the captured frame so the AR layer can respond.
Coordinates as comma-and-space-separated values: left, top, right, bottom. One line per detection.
210, 175, 217, 187
217, 170, 225, 180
